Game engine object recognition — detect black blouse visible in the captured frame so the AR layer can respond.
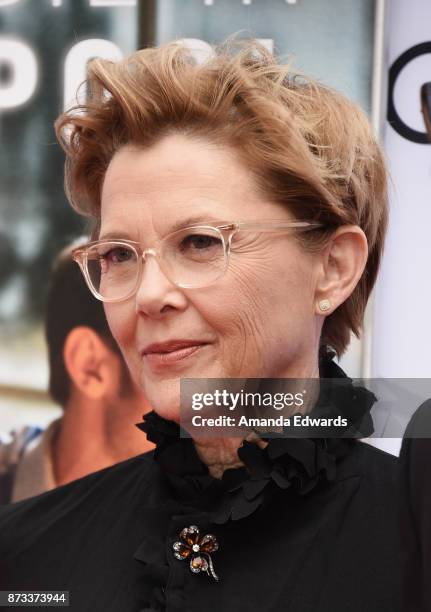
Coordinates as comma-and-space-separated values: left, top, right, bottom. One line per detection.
0, 358, 401, 611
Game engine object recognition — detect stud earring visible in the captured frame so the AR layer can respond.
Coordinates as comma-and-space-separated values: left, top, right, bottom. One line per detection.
318, 299, 331, 312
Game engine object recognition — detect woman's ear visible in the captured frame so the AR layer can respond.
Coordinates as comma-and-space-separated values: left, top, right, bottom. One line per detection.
63, 326, 114, 400
314, 225, 368, 315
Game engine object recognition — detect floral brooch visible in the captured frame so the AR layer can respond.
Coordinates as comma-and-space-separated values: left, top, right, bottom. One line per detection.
173, 525, 219, 581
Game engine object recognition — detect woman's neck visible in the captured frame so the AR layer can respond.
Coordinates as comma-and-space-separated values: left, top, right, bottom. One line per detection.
193, 434, 268, 479
193, 437, 244, 479
192, 355, 320, 478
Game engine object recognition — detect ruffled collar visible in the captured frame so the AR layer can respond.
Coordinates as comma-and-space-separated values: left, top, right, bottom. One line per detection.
136, 354, 376, 525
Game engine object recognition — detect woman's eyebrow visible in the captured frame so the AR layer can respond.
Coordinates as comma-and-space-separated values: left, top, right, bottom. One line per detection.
98, 217, 228, 241
168, 216, 228, 233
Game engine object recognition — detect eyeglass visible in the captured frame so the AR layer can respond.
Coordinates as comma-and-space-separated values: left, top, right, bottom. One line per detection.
72, 220, 323, 303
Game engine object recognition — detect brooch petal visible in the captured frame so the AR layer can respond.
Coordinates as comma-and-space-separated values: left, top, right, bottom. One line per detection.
180, 525, 200, 546
199, 534, 219, 554
173, 540, 191, 560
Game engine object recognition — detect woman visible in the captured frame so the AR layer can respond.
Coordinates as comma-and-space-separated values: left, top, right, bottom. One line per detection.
0, 41, 400, 611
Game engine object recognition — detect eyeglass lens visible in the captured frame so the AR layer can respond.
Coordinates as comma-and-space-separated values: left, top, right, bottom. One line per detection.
85, 227, 228, 299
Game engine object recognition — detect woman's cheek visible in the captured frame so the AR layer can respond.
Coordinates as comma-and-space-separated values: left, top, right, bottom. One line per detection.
209, 295, 269, 376
104, 303, 137, 364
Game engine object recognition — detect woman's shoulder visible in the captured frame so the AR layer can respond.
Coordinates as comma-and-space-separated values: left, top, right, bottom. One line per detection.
344, 440, 398, 491
358, 440, 398, 467
0, 450, 165, 594
0, 450, 158, 536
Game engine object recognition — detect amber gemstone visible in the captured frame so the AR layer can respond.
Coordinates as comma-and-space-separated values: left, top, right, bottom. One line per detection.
180, 525, 200, 546
200, 534, 218, 553
173, 541, 191, 559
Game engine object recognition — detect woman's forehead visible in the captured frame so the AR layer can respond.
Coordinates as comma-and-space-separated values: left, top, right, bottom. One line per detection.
99, 198, 230, 241
102, 135, 239, 192
100, 136, 280, 237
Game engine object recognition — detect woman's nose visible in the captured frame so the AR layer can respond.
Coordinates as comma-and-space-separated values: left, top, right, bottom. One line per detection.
134, 253, 187, 318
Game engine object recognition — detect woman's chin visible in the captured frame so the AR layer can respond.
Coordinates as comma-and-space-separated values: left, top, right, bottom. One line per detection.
151, 402, 181, 423
141, 377, 181, 423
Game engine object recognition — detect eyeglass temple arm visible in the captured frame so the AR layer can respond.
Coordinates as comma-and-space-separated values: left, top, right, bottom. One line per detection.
219, 221, 324, 232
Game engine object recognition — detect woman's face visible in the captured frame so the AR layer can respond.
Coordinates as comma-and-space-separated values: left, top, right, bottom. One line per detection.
101, 134, 324, 422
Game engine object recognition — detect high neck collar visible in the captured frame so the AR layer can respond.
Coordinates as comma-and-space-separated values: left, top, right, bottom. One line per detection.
136, 354, 376, 525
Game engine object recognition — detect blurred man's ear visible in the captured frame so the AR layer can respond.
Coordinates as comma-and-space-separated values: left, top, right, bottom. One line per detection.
63, 327, 115, 400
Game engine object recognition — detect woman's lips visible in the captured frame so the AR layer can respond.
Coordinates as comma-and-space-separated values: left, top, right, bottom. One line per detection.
142, 341, 208, 367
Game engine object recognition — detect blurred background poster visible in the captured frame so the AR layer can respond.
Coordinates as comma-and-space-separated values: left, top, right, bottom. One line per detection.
372, 0, 431, 379
0, 0, 138, 428
0, 0, 378, 430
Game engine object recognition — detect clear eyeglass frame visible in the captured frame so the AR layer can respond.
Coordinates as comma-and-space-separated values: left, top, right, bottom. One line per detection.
72, 220, 324, 303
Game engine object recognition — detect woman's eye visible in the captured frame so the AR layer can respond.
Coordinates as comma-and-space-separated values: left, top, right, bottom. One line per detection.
180, 234, 221, 251
99, 247, 133, 265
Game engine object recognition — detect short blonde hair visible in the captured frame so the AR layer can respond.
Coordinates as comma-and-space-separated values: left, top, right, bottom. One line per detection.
55, 40, 388, 357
